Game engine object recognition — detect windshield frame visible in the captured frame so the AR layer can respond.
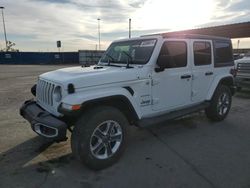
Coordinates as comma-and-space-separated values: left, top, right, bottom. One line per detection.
99, 38, 158, 66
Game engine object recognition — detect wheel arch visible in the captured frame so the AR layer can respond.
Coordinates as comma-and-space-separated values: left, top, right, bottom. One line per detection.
80, 95, 139, 125
206, 75, 235, 100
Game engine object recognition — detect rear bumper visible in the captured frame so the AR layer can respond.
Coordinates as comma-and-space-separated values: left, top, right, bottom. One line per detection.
20, 100, 68, 142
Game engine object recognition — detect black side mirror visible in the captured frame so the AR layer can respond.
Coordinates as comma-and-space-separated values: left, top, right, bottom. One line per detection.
155, 55, 170, 72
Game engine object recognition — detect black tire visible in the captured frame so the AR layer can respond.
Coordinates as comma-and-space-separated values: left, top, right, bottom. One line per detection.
71, 106, 128, 170
205, 85, 232, 121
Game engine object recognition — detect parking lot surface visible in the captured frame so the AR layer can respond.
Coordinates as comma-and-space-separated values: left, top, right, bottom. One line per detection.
0, 65, 250, 188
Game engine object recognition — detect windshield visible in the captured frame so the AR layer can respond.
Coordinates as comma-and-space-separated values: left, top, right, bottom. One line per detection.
100, 39, 157, 65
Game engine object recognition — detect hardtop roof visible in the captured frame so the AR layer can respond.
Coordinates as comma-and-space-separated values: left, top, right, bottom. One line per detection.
142, 33, 231, 41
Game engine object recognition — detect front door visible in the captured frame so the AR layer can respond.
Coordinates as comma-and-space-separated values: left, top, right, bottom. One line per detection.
152, 40, 192, 112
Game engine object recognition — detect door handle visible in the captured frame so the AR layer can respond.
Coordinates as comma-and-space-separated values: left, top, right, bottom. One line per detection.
205, 72, 213, 76
181, 74, 192, 79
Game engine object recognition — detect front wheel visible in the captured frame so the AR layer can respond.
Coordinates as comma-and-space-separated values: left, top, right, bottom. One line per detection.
205, 85, 232, 121
71, 106, 128, 170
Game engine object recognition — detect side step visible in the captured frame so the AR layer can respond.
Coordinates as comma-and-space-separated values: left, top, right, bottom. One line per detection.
137, 102, 210, 128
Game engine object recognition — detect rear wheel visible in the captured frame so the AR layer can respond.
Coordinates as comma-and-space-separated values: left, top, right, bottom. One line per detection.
71, 106, 128, 170
205, 85, 232, 121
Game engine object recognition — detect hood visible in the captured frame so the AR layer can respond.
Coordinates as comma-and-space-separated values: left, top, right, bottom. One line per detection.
40, 65, 143, 89
235, 56, 250, 67
236, 56, 250, 62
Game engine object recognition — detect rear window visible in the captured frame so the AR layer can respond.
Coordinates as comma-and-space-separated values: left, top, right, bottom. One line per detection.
193, 42, 211, 66
214, 40, 233, 67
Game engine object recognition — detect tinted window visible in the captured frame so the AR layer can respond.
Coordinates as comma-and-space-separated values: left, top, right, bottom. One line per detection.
193, 42, 211, 66
159, 41, 187, 68
215, 41, 233, 65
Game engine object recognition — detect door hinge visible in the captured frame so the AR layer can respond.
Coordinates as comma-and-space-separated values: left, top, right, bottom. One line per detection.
151, 79, 160, 86
152, 98, 159, 105
191, 90, 198, 97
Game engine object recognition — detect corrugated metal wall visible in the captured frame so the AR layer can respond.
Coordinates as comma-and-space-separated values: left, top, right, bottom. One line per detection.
79, 50, 105, 65
233, 49, 250, 54
0, 50, 106, 64
0, 52, 79, 64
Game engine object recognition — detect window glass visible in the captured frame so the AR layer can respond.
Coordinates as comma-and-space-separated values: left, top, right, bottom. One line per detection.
215, 41, 233, 64
193, 42, 211, 66
100, 39, 156, 65
159, 41, 187, 68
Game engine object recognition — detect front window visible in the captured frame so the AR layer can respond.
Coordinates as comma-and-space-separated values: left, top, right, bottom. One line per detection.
158, 41, 187, 68
100, 39, 157, 65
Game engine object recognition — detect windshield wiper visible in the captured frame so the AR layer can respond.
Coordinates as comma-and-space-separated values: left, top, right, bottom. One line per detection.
105, 53, 115, 66
102, 54, 123, 67
121, 51, 133, 68
105, 64, 123, 67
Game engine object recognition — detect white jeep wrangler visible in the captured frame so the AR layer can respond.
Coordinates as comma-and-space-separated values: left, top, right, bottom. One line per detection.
20, 34, 236, 170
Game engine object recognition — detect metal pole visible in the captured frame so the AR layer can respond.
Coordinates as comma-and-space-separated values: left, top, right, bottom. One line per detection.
129, 18, 131, 38
97, 18, 101, 50
0, 7, 7, 51
237, 39, 240, 53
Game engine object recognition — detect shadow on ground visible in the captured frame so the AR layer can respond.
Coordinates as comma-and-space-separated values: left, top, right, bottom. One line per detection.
0, 136, 76, 188
235, 88, 250, 99
0, 114, 206, 188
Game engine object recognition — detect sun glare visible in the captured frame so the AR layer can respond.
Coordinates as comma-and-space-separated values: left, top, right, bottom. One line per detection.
132, 0, 215, 31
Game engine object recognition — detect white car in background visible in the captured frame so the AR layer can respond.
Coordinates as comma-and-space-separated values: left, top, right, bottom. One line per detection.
235, 54, 250, 90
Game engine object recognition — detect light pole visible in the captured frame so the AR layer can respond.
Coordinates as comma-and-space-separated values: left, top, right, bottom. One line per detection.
129, 18, 131, 38
0, 6, 7, 51
237, 39, 240, 53
97, 18, 101, 50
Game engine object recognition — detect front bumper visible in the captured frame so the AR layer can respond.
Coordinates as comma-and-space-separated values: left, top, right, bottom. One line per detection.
20, 100, 68, 142
235, 77, 250, 88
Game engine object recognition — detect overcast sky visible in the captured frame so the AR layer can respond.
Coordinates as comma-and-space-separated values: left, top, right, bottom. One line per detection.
0, 0, 250, 51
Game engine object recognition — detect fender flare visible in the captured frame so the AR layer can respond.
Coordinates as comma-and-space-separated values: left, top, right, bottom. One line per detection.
62, 87, 142, 120
206, 75, 234, 100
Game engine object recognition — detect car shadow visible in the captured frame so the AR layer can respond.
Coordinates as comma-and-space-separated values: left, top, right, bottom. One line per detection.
144, 112, 206, 134
0, 136, 52, 167
0, 134, 103, 187
235, 88, 250, 99
0, 114, 213, 188
0, 136, 73, 187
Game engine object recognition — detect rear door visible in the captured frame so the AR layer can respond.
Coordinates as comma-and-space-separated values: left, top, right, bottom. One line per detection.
191, 40, 214, 103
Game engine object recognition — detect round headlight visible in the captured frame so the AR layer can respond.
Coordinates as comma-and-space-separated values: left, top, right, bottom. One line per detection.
53, 86, 62, 102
